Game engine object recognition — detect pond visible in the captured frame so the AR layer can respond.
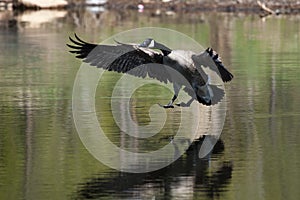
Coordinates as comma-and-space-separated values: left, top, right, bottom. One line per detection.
0, 9, 299, 200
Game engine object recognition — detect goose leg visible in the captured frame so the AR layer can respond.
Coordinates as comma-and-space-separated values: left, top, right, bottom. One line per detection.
162, 94, 177, 108
160, 84, 181, 108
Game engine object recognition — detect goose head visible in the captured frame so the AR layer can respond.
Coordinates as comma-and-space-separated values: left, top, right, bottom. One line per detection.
139, 38, 172, 56
139, 38, 156, 48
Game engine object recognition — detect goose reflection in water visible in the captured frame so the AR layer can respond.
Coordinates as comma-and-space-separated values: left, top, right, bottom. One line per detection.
74, 137, 232, 199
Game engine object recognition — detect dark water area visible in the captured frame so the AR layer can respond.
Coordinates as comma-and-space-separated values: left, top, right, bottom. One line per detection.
0, 9, 299, 200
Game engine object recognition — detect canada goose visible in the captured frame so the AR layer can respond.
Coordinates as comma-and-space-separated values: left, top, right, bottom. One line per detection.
67, 34, 233, 108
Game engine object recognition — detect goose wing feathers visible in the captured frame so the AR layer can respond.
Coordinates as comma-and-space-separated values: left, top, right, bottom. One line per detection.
67, 34, 173, 83
192, 48, 233, 83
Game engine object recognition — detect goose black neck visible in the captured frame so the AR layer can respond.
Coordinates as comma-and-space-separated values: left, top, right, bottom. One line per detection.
155, 43, 172, 56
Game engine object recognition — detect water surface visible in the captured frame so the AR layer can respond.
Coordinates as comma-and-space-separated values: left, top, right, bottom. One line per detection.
0, 10, 299, 200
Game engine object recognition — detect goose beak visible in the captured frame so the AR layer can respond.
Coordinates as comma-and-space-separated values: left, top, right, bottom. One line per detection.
139, 41, 149, 47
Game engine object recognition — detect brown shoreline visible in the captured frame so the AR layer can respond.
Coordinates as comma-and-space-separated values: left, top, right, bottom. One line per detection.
105, 1, 300, 15
5, 0, 300, 15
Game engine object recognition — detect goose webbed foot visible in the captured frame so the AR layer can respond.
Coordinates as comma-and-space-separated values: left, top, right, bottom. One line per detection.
158, 103, 175, 109
163, 104, 175, 108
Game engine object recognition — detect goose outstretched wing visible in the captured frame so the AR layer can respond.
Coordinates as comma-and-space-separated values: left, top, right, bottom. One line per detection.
67, 34, 175, 83
192, 48, 233, 83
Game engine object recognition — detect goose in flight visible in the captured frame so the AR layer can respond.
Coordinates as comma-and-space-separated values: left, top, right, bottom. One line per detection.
67, 34, 233, 108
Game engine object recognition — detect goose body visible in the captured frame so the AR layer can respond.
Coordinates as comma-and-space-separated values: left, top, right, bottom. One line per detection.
67, 34, 233, 107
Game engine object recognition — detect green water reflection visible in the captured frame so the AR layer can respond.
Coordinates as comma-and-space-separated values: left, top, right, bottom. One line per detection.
0, 10, 299, 200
